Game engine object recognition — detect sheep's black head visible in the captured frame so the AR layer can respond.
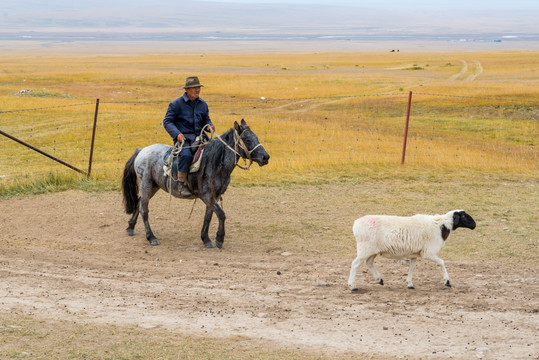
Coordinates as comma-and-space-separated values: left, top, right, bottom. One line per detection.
452, 211, 476, 230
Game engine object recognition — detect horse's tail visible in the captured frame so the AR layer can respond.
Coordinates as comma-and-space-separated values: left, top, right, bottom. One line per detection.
122, 148, 141, 214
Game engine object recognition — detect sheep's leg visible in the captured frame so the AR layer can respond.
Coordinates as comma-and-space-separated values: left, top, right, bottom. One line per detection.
430, 255, 451, 287
406, 258, 417, 289
348, 256, 363, 291
365, 255, 384, 285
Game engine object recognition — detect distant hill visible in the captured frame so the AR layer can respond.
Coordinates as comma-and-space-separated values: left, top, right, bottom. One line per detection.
1, 0, 538, 42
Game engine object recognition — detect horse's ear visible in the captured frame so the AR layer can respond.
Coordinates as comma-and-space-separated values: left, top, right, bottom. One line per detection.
241, 118, 247, 126
234, 121, 240, 132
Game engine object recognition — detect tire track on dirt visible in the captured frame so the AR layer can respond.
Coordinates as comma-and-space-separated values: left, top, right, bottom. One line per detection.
449, 59, 468, 81
466, 60, 483, 81
449, 59, 482, 81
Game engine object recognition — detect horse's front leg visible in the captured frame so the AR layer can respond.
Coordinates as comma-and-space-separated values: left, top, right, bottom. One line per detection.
201, 205, 215, 248
213, 203, 226, 249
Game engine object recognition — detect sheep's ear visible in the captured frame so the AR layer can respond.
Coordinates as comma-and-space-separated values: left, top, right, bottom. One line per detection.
452, 211, 460, 229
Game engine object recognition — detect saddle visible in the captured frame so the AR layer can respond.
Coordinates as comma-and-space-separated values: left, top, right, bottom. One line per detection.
163, 133, 209, 178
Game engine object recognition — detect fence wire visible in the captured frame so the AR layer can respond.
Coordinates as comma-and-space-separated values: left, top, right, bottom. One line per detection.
1, 93, 537, 186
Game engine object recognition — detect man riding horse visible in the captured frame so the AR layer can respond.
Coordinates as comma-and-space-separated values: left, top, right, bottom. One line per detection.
163, 76, 215, 197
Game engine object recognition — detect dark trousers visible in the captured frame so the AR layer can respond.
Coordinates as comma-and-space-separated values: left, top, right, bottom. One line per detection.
176, 143, 194, 172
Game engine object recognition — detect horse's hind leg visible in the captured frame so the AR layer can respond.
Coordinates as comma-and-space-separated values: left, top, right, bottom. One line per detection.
126, 199, 140, 236
140, 185, 160, 246
201, 205, 215, 248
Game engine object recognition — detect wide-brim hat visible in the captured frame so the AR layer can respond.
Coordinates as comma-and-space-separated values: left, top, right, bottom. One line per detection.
183, 76, 204, 89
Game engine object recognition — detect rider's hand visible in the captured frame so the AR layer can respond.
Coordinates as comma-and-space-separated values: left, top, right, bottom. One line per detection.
207, 125, 215, 133
177, 133, 186, 143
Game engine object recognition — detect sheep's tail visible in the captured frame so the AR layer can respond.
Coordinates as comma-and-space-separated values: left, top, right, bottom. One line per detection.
122, 149, 141, 214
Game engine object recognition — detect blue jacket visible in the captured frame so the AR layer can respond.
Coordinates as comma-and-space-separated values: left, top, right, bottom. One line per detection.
163, 93, 213, 143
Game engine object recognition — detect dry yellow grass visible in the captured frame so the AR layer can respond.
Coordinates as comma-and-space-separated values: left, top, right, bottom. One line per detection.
0, 51, 537, 191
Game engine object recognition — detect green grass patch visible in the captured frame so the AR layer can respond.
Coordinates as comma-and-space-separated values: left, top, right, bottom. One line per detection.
403, 64, 424, 70
0, 173, 114, 198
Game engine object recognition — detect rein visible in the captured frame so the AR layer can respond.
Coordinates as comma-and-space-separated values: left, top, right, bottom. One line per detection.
166, 139, 185, 197
213, 128, 263, 170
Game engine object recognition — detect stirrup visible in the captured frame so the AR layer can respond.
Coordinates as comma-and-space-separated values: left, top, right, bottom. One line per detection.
180, 188, 193, 198
178, 183, 193, 198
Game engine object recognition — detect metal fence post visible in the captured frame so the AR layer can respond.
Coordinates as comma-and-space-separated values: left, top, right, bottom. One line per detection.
87, 98, 100, 177
401, 91, 413, 165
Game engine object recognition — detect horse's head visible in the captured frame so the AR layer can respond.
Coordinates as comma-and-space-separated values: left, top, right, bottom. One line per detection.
234, 119, 270, 166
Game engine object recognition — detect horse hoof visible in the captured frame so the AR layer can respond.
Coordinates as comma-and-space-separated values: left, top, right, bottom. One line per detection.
408, 286, 415, 290
379, 279, 384, 286
445, 280, 452, 288
204, 242, 215, 248
126, 228, 135, 236
150, 239, 160, 246
351, 287, 359, 292
216, 241, 223, 249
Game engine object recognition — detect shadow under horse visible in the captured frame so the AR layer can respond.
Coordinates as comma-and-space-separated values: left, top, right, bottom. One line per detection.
122, 119, 270, 248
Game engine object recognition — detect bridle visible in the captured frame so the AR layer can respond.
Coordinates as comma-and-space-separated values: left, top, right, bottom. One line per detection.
213, 126, 264, 170
234, 128, 264, 169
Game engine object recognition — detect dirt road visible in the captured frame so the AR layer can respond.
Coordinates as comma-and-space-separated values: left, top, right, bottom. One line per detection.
1, 189, 537, 359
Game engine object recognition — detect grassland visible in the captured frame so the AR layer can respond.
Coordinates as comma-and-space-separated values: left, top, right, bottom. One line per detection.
1, 50, 537, 194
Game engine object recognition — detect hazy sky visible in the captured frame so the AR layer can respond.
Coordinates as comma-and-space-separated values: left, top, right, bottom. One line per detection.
199, 0, 539, 9
3, 0, 538, 37
6, 0, 539, 10
2, 0, 538, 51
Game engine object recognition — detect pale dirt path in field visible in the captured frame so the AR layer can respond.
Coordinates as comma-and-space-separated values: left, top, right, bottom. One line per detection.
466, 60, 483, 81
271, 97, 351, 113
1, 189, 538, 359
449, 60, 468, 81
448, 59, 483, 81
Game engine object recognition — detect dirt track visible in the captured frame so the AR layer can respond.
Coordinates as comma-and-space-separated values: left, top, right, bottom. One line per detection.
1, 188, 538, 359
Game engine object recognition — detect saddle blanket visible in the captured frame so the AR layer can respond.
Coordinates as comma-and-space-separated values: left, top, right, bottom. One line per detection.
163, 144, 205, 178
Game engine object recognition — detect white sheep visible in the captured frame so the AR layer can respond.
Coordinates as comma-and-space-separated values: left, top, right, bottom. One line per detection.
348, 210, 476, 290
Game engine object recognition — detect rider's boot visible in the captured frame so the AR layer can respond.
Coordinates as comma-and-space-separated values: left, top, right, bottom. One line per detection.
177, 171, 193, 197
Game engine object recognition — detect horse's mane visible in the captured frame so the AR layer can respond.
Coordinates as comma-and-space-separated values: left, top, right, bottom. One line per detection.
201, 128, 236, 169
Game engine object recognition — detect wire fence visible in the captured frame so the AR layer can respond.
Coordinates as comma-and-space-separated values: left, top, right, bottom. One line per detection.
1, 92, 537, 186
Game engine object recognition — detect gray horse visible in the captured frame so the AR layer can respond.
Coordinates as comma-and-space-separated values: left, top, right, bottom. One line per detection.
122, 119, 270, 248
